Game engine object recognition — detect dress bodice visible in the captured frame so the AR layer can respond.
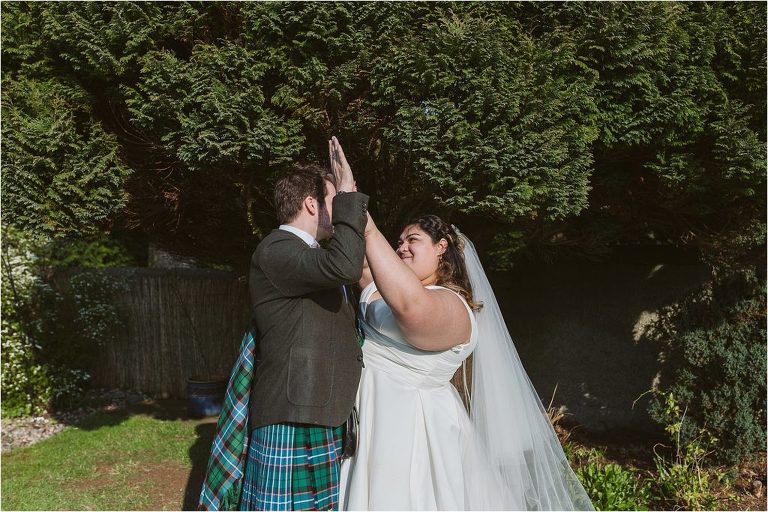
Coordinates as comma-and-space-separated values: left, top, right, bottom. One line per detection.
358, 283, 477, 389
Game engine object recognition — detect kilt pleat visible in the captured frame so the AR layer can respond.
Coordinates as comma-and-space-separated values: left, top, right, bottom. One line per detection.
240, 423, 344, 511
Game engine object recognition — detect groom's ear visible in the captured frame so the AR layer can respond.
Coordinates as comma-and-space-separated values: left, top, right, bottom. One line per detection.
304, 195, 318, 216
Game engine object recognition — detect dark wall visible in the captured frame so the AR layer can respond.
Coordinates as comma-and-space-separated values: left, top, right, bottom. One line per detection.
492, 262, 710, 432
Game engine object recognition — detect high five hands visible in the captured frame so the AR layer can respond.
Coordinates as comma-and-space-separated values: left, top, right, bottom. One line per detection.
329, 136, 357, 193
329, 136, 375, 235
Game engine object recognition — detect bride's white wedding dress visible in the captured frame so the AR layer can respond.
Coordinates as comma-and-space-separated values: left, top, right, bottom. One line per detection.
341, 232, 593, 510
340, 282, 522, 510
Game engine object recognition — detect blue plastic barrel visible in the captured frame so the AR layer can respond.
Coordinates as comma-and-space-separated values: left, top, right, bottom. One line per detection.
187, 376, 227, 418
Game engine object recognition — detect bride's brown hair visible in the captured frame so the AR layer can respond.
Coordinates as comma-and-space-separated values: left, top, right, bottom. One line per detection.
407, 215, 482, 311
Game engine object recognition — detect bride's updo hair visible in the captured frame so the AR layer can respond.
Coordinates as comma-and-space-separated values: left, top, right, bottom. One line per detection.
408, 214, 482, 311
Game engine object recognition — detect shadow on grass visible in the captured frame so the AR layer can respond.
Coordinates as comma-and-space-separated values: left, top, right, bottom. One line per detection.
183, 422, 216, 510
69, 399, 217, 510
73, 399, 192, 430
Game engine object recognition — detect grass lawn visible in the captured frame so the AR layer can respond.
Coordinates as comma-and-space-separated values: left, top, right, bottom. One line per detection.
1, 401, 215, 511
2, 400, 765, 511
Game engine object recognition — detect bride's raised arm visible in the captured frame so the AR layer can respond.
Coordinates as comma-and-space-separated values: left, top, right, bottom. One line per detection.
358, 256, 373, 290
363, 217, 471, 351
329, 136, 470, 350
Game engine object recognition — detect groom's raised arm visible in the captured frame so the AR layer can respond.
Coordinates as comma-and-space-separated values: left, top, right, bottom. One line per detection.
258, 191, 369, 297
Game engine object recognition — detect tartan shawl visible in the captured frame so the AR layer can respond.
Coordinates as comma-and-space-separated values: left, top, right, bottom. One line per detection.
198, 323, 257, 511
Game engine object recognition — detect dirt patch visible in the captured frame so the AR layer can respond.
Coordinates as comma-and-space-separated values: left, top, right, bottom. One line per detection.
67, 400, 215, 510
71, 460, 193, 510
719, 451, 767, 511
126, 462, 193, 511
70, 462, 115, 493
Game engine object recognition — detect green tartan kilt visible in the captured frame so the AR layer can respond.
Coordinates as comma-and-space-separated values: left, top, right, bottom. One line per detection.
239, 422, 345, 511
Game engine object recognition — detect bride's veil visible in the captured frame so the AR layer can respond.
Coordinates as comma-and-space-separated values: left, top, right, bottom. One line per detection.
457, 229, 594, 511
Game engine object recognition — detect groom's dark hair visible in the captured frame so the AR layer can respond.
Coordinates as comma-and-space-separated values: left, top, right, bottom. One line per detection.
274, 164, 330, 224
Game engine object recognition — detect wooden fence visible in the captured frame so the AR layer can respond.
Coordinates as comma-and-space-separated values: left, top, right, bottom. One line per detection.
87, 268, 251, 398
82, 267, 472, 404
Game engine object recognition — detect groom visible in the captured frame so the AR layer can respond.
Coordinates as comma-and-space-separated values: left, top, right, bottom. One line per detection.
243, 154, 368, 510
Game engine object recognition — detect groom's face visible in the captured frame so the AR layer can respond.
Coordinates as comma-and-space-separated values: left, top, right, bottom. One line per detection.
316, 179, 335, 241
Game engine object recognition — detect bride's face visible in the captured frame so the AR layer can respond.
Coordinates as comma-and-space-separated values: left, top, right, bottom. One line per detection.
396, 224, 447, 284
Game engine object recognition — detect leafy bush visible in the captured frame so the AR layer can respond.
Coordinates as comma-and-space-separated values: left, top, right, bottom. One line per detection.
36, 237, 135, 269
1, 228, 130, 416
576, 462, 652, 511
2, 228, 50, 417
0, 323, 52, 418
25, 272, 128, 410
646, 270, 766, 464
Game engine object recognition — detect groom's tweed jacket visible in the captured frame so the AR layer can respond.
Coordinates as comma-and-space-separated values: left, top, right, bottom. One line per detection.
248, 191, 368, 429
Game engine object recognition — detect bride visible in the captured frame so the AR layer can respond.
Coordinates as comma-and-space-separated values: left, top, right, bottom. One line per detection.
330, 140, 594, 510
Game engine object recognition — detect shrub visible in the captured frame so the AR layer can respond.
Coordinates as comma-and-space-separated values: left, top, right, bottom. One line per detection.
646, 270, 766, 464
1, 227, 51, 417
0, 327, 52, 418
1, 228, 130, 416
26, 271, 128, 410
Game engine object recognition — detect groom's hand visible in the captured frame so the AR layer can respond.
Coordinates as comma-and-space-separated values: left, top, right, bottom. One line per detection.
329, 136, 355, 193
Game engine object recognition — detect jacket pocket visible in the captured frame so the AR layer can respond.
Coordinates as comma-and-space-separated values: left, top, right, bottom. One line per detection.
286, 343, 335, 407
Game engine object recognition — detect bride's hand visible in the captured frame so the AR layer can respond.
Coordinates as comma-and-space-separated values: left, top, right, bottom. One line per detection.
329, 136, 355, 193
